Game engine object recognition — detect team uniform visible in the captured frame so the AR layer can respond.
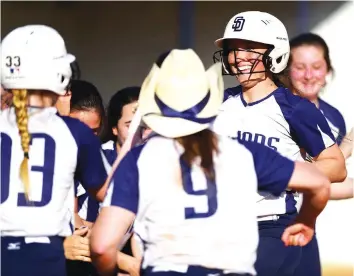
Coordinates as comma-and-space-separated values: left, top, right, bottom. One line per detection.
0, 107, 108, 276
103, 134, 297, 276
212, 85, 336, 275
318, 98, 346, 144
75, 141, 116, 224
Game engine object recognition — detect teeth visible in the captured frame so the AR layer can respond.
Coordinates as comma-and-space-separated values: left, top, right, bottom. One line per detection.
238, 66, 251, 70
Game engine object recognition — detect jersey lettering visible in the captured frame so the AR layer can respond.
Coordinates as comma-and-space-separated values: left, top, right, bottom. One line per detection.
231, 131, 280, 151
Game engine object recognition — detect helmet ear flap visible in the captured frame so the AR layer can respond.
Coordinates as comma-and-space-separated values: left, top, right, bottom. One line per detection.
262, 48, 273, 71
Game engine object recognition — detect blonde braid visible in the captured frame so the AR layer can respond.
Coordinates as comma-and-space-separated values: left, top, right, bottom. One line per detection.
12, 89, 31, 201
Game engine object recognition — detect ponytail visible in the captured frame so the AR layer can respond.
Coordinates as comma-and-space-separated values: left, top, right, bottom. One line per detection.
176, 129, 219, 180
12, 89, 31, 201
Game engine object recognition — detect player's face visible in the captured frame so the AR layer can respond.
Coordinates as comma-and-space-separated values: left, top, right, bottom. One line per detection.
227, 39, 269, 87
113, 101, 138, 144
70, 109, 101, 135
55, 91, 72, 116
289, 45, 328, 101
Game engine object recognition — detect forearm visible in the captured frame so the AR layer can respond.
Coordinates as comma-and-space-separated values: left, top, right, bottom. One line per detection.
330, 177, 354, 200
117, 251, 139, 273
296, 184, 330, 225
314, 158, 347, 183
74, 213, 85, 229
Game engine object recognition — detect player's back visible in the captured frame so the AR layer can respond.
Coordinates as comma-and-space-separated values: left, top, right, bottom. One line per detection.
119, 135, 259, 274
2, 107, 84, 237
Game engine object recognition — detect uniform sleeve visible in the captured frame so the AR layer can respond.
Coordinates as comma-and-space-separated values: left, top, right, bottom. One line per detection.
75, 122, 109, 190
336, 113, 347, 145
103, 146, 143, 214
240, 140, 295, 196
289, 100, 335, 157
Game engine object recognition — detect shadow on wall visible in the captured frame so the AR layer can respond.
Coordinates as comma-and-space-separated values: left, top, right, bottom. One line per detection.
1, 1, 347, 100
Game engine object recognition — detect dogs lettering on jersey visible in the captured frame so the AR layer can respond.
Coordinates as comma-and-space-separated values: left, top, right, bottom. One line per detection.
231, 131, 280, 151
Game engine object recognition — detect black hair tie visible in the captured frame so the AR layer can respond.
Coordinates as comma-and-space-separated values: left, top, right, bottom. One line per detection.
24, 152, 29, 159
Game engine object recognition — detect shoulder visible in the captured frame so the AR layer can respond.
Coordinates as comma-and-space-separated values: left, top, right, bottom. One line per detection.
273, 88, 320, 118
224, 85, 242, 102
56, 114, 99, 143
272, 87, 305, 108
319, 98, 345, 121
57, 114, 90, 131
216, 134, 254, 162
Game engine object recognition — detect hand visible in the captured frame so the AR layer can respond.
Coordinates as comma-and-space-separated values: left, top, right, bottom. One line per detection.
64, 227, 91, 262
281, 222, 315, 247
125, 257, 141, 276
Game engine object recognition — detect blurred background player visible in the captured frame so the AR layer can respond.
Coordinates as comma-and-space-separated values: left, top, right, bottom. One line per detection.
90, 49, 330, 276
288, 33, 347, 144
212, 11, 346, 276
62, 79, 107, 276
103, 85, 151, 275
0, 25, 108, 276
102, 86, 151, 164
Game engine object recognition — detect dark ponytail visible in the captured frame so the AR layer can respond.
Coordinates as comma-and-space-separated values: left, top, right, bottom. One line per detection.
176, 129, 219, 180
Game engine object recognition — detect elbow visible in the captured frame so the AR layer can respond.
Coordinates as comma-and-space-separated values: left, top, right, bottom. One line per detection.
314, 175, 331, 204
335, 159, 347, 183
90, 236, 110, 257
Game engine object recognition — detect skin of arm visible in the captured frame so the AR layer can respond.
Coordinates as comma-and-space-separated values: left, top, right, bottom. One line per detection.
339, 128, 353, 159
282, 161, 330, 246
90, 207, 135, 276
311, 144, 347, 183
329, 177, 354, 200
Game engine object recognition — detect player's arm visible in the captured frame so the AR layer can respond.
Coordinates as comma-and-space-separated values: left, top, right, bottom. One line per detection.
330, 177, 353, 200
116, 251, 140, 276
339, 128, 353, 159
242, 141, 330, 246
290, 100, 346, 182
73, 121, 110, 202
90, 149, 140, 276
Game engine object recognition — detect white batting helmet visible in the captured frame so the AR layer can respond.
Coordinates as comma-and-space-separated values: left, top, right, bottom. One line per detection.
214, 11, 290, 74
1, 25, 75, 95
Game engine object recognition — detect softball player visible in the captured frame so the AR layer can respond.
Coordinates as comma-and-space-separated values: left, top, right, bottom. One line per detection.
212, 11, 346, 276
90, 49, 330, 276
0, 25, 108, 276
289, 33, 347, 145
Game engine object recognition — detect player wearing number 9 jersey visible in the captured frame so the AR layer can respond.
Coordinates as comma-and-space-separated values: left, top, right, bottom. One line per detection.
0, 25, 108, 276
90, 50, 330, 276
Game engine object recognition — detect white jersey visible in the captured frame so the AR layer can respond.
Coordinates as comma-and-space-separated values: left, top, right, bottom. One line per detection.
212, 86, 335, 218
0, 107, 108, 237
103, 134, 295, 274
